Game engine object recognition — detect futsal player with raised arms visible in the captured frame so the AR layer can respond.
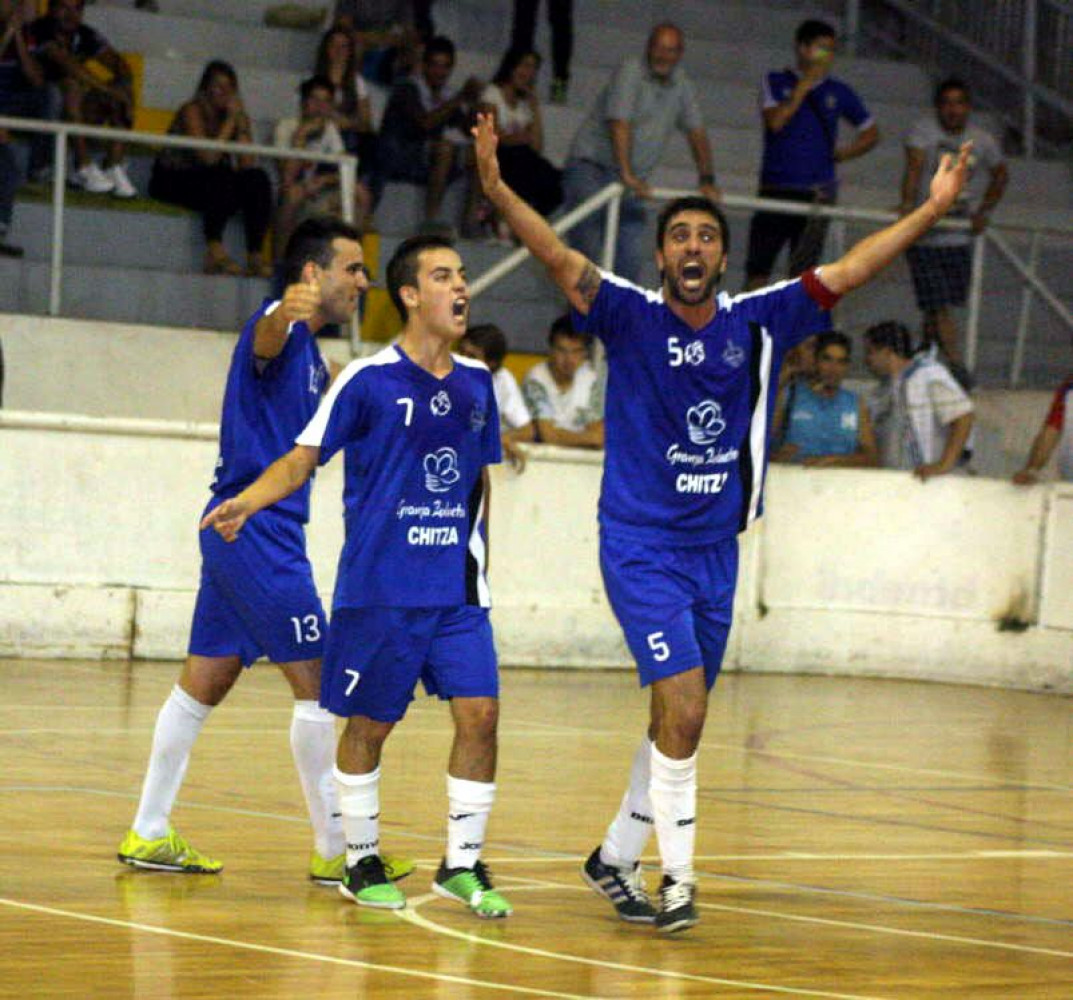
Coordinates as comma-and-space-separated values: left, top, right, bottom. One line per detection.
473, 111, 970, 932
118, 217, 412, 885
202, 234, 512, 918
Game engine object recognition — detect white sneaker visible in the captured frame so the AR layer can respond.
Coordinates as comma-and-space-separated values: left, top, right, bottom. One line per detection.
74, 162, 114, 194
107, 163, 138, 199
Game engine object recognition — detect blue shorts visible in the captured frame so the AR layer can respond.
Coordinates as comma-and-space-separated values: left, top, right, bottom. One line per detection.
600, 530, 738, 689
321, 606, 498, 722
188, 501, 327, 667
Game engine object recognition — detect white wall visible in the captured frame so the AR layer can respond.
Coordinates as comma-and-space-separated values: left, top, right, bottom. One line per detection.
2, 416, 1070, 692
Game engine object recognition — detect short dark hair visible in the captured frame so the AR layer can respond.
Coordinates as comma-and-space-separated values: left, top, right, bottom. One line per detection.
934, 76, 971, 105
281, 216, 363, 286
299, 75, 335, 102
864, 320, 914, 358
386, 233, 455, 318
795, 19, 836, 47
464, 323, 509, 366
815, 330, 851, 357
656, 196, 731, 255
548, 313, 590, 349
423, 35, 456, 64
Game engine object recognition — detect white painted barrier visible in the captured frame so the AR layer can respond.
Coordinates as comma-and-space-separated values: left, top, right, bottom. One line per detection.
1, 414, 1070, 692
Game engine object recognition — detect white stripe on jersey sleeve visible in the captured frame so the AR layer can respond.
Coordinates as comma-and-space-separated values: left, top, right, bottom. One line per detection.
746, 326, 775, 526
296, 344, 400, 448
451, 353, 491, 372
718, 275, 802, 314
600, 270, 665, 304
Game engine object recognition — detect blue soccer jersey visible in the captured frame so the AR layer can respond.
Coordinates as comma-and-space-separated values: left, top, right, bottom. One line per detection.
211, 300, 329, 523
573, 270, 838, 545
296, 345, 501, 609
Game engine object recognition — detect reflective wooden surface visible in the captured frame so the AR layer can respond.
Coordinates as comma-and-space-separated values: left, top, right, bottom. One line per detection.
1, 658, 1070, 998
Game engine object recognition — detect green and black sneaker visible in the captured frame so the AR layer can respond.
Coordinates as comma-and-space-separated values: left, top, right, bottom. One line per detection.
432, 859, 512, 919
338, 854, 406, 910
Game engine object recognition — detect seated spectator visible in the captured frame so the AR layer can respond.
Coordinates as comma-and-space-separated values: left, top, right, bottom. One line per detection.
863, 320, 974, 481
274, 75, 371, 254
522, 314, 604, 449
460, 323, 534, 470
772, 330, 878, 468
314, 25, 377, 178
375, 35, 483, 232
332, 0, 422, 85
30, 0, 138, 197
149, 60, 273, 276
0, 0, 47, 256
478, 46, 561, 237
1012, 375, 1073, 485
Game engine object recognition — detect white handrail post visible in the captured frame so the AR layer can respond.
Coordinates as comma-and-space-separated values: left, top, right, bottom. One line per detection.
964, 232, 986, 374
1010, 230, 1042, 388
48, 130, 67, 317
339, 154, 363, 355
601, 189, 621, 272
1023, 0, 1037, 159
845, 0, 860, 56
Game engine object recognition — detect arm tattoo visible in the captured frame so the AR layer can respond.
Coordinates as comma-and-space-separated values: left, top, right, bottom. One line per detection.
576, 262, 601, 306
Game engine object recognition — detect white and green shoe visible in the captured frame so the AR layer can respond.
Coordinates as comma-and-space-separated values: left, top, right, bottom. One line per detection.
338, 854, 407, 910
117, 827, 222, 874
433, 859, 512, 919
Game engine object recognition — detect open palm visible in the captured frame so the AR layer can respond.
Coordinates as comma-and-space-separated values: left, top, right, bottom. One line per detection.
472, 112, 501, 195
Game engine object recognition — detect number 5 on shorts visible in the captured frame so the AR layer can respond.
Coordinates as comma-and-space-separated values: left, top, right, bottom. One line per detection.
647, 631, 670, 662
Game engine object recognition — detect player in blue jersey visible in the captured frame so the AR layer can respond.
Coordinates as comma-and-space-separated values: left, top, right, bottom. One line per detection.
201, 234, 512, 919
474, 111, 970, 932
119, 217, 412, 886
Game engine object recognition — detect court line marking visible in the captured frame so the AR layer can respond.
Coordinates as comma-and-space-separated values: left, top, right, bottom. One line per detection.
0, 897, 594, 1000
400, 889, 891, 1000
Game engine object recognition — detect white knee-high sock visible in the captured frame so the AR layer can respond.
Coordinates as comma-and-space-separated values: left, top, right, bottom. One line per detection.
446, 774, 496, 870
335, 766, 380, 867
132, 685, 212, 840
290, 701, 344, 858
600, 734, 655, 868
649, 743, 697, 884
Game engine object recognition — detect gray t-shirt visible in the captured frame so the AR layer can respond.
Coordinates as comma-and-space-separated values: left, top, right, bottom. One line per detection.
905, 117, 1004, 247
568, 57, 704, 180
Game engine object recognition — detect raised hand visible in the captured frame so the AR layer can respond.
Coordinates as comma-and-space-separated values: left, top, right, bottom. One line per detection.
471, 111, 501, 196
199, 497, 250, 542
928, 141, 972, 217
280, 275, 321, 326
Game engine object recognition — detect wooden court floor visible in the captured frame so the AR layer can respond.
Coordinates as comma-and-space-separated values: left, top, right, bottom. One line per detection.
0, 657, 1070, 999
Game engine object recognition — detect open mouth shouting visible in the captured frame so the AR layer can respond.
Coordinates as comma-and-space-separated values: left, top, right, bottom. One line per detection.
451, 296, 469, 321
680, 260, 706, 291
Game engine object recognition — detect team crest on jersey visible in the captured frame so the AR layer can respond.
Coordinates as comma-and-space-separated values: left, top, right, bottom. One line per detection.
430, 390, 451, 416
684, 340, 705, 366
722, 339, 745, 369
686, 400, 727, 445
424, 446, 460, 492
469, 403, 487, 432
308, 362, 325, 395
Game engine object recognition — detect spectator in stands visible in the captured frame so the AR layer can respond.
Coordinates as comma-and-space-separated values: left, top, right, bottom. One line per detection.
744, 19, 878, 291
510, 0, 572, 104
901, 78, 1008, 366
0, 0, 47, 257
561, 23, 720, 285
375, 35, 483, 234
30, 0, 138, 198
478, 46, 561, 238
274, 75, 371, 255
332, 0, 425, 85
772, 330, 878, 468
522, 314, 604, 449
863, 320, 974, 481
314, 25, 377, 182
460, 322, 534, 470
1012, 376, 1073, 485
149, 60, 274, 277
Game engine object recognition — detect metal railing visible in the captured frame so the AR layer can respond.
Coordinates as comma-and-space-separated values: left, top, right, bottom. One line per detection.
470, 182, 1073, 387
852, 0, 1073, 157
0, 115, 361, 348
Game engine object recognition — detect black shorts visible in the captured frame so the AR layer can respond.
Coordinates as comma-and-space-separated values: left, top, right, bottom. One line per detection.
906, 244, 973, 312
745, 186, 832, 279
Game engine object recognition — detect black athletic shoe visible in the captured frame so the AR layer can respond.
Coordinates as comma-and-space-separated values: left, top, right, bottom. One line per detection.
338, 854, 406, 909
655, 874, 698, 933
581, 847, 656, 923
